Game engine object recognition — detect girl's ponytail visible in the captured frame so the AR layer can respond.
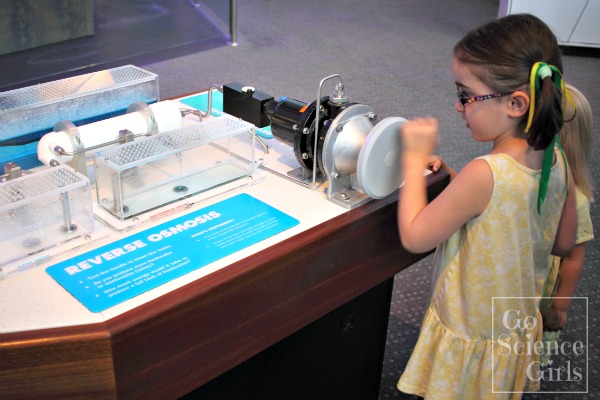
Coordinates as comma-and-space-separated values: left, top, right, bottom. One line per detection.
526, 68, 564, 150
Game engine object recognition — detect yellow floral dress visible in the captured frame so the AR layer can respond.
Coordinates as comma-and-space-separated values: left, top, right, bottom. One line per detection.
398, 151, 568, 399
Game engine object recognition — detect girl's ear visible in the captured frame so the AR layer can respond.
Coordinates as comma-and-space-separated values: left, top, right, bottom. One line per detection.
507, 90, 530, 117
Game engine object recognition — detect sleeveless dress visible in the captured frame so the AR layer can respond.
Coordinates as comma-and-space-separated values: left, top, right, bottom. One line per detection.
398, 151, 568, 399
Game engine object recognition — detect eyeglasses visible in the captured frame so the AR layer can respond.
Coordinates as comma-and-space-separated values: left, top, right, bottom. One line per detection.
456, 89, 514, 105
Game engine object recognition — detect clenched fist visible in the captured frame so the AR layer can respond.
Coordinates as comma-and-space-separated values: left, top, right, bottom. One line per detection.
400, 117, 439, 155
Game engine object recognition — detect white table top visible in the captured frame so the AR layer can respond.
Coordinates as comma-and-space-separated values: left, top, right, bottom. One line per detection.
0, 99, 352, 334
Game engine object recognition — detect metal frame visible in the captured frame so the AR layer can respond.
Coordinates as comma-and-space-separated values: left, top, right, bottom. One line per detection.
191, 0, 237, 46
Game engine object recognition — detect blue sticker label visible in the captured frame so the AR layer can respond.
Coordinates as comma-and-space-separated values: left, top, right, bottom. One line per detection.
46, 194, 299, 312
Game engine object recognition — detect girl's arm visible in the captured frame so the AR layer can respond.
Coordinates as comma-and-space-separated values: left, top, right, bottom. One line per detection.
551, 170, 577, 257
542, 243, 587, 331
398, 118, 492, 253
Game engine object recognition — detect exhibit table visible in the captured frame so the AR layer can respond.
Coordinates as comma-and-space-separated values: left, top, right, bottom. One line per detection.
0, 104, 449, 399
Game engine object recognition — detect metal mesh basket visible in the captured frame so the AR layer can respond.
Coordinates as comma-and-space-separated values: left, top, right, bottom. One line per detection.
0, 65, 158, 142
0, 165, 94, 264
0, 166, 87, 210
99, 117, 254, 168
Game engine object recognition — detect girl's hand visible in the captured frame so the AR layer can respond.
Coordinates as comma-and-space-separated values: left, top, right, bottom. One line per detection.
541, 305, 567, 331
429, 155, 444, 172
401, 117, 438, 155
428, 154, 458, 180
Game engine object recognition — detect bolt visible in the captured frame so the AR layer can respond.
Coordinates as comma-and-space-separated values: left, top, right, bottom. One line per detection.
303, 127, 309, 135
302, 152, 309, 160
61, 224, 78, 233
336, 124, 344, 132
173, 185, 189, 193
339, 193, 348, 199
367, 112, 377, 120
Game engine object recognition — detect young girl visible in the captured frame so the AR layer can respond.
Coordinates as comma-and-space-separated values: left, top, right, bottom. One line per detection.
539, 84, 594, 362
396, 14, 577, 399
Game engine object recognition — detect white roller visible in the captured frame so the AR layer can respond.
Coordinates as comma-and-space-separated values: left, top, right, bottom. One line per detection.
357, 117, 406, 199
37, 100, 182, 166
37, 131, 73, 166
150, 100, 183, 132
77, 112, 149, 149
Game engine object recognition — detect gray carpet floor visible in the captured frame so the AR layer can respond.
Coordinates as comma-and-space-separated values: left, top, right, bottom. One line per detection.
140, 1, 599, 398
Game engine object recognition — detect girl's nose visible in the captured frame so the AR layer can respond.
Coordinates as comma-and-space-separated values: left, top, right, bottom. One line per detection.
455, 99, 465, 113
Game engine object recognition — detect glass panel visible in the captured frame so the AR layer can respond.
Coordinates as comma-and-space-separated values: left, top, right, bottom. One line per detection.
196, 0, 231, 33
0, 0, 231, 91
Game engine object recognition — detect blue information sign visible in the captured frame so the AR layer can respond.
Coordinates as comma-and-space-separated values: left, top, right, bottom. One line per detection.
47, 194, 299, 312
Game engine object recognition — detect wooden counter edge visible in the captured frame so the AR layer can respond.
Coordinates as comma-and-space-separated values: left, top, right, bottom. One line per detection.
106, 170, 449, 399
0, 322, 117, 400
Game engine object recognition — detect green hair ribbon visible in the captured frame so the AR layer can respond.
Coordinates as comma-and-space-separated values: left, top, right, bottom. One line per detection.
524, 62, 572, 214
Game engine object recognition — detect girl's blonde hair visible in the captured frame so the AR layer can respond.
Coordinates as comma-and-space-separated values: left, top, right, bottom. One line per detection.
561, 84, 594, 200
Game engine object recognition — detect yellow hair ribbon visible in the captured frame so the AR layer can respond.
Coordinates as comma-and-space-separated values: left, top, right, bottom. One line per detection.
562, 81, 577, 120
524, 62, 543, 133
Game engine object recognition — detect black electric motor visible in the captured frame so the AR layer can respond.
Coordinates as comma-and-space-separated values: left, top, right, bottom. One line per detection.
222, 81, 351, 173
264, 94, 350, 173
